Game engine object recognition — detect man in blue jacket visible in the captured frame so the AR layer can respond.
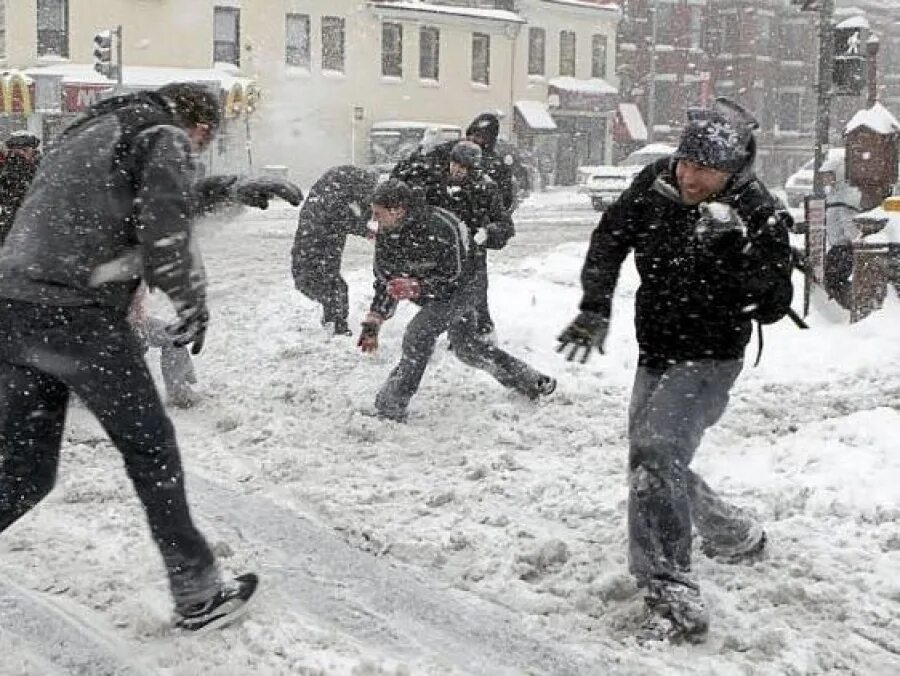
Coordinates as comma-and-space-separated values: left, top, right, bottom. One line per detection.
558, 98, 794, 642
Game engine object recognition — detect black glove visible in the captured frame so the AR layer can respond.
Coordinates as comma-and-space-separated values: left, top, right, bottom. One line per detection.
556, 311, 609, 364
166, 304, 210, 355
230, 177, 304, 209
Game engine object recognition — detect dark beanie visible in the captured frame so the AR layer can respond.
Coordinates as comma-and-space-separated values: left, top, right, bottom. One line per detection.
450, 140, 482, 169
371, 179, 415, 209
157, 82, 222, 131
674, 97, 758, 173
466, 113, 500, 151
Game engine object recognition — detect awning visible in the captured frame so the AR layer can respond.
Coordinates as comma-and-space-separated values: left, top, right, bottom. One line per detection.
514, 100, 557, 132
615, 102, 648, 142
548, 76, 618, 114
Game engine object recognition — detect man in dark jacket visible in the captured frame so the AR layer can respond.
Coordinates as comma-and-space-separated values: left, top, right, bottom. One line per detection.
0, 131, 42, 245
558, 98, 794, 642
393, 133, 514, 339
291, 165, 378, 336
357, 180, 555, 422
0, 83, 304, 632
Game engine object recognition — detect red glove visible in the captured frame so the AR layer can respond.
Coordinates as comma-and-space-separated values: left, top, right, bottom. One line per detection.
358, 312, 384, 354
386, 277, 421, 300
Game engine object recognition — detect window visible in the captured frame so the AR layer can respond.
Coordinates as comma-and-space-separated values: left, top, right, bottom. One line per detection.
420, 26, 440, 81
37, 0, 68, 58
688, 8, 704, 50
654, 3, 676, 46
778, 92, 802, 132
213, 6, 240, 66
472, 32, 490, 85
382, 22, 402, 78
780, 22, 808, 61
559, 30, 576, 77
528, 27, 545, 76
653, 80, 678, 126
322, 16, 345, 72
285, 13, 310, 68
591, 34, 607, 79
0, 1, 6, 60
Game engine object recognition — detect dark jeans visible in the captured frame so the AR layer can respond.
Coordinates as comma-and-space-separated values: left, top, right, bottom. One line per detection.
0, 300, 219, 611
292, 233, 349, 324
375, 281, 547, 418
472, 252, 494, 335
626, 360, 755, 586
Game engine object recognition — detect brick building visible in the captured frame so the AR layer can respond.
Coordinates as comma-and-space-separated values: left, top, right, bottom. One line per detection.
616, 0, 900, 184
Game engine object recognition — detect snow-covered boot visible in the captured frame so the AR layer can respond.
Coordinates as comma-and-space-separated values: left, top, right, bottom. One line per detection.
175, 573, 259, 633
528, 375, 557, 401
641, 578, 709, 643
332, 318, 353, 337
701, 524, 767, 564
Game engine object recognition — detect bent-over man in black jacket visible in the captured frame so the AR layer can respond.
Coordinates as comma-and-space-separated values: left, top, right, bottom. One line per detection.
358, 180, 555, 422
558, 98, 794, 642
291, 165, 378, 336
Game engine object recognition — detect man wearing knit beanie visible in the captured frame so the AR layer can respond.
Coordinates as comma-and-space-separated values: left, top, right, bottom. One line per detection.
558, 97, 795, 642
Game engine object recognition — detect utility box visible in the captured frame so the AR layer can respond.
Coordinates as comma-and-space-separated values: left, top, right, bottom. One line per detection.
843, 104, 900, 193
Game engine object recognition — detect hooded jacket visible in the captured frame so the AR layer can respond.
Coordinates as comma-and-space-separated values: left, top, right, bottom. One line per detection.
0, 92, 206, 315
579, 150, 794, 368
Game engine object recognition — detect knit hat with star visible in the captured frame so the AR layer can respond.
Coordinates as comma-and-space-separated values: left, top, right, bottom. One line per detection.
674, 97, 759, 173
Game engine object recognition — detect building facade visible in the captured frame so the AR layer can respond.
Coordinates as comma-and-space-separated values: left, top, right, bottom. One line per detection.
616, 0, 900, 184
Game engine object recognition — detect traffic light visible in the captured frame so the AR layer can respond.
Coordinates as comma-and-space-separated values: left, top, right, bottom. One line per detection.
93, 30, 114, 78
833, 25, 868, 96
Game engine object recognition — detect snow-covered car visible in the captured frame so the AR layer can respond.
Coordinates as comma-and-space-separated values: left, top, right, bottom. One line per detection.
783, 148, 846, 208
577, 143, 677, 211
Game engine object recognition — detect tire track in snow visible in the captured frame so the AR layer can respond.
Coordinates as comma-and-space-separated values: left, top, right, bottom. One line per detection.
0, 573, 153, 676
193, 474, 612, 676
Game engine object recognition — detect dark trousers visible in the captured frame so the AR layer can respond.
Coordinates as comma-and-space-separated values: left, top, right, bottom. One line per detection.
292, 232, 349, 324
626, 360, 755, 586
472, 251, 495, 335
0, 300, 219, 610
375, 281, 546, 418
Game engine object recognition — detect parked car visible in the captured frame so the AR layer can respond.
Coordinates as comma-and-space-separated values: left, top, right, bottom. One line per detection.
368, 120, 462, 181
577, 143, 677, 211
783, 148, 846, 208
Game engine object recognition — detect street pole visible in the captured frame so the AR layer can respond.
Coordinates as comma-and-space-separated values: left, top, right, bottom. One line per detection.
114, 25, 124, 90
812, 0, 834, 199
646, 0, 658, 143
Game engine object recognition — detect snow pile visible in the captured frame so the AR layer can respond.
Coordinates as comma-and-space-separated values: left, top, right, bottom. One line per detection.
844, 102, 900, 136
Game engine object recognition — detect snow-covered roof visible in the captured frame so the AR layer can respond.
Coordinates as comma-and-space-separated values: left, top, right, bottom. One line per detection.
844, 103, 900, 136
23, 63, 253, 90
514, 100, 557, 131
548, 77, 617, 96
618, 102, 647, 142
368, 1, 524, 24
540, 0, 621, 15
836, 15, 870, 30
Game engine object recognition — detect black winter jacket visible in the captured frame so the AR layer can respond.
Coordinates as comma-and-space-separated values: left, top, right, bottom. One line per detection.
369, 206, 473, 319
392, 147, 513, 251
0, 92, 206, 315
0, 153, 40, 245
579, 157, 794, 367
296, 165, 377, 239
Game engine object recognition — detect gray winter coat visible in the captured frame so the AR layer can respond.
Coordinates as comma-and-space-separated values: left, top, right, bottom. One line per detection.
0, 95, 205, 316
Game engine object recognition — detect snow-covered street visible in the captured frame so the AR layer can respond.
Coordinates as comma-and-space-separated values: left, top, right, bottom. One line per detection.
1, 189, 899, 675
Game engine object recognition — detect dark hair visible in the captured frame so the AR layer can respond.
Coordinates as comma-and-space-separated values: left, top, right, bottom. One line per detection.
371, 179, 416, 209
157, 82, 222, 130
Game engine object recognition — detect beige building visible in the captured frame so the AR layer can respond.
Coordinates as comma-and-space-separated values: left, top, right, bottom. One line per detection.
1, 1, 622, 184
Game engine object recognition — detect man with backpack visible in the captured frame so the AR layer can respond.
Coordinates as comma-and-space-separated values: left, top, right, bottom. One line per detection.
0, 83, 299, 631
558, 98, 794, 642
